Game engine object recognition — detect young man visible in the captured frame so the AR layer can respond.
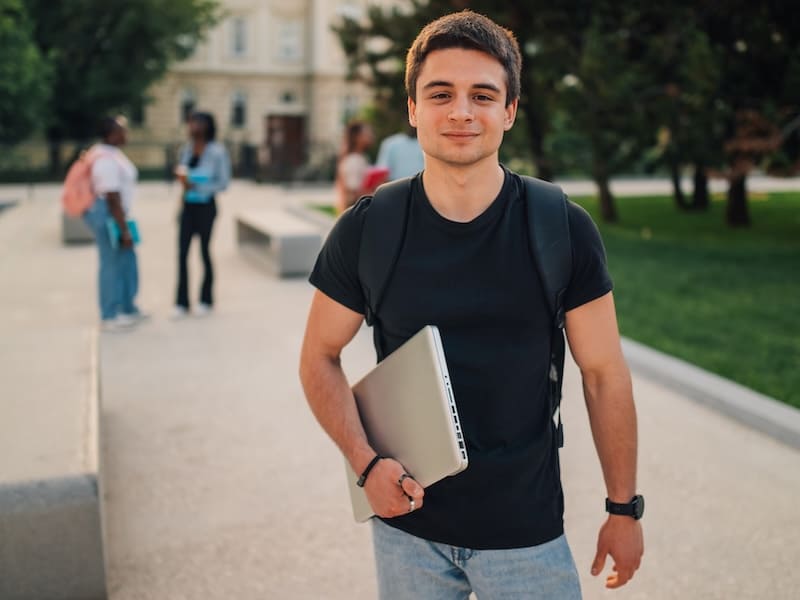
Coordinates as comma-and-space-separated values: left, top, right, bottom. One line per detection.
300, 11, 644, 599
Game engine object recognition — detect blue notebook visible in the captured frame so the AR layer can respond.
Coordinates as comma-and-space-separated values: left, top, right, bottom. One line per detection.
106, 219, 141, 249
184, 170, 212, 203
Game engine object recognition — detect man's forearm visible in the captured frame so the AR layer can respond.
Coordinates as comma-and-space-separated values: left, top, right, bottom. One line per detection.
582, 362, 638, 502
299, 354, 376, 475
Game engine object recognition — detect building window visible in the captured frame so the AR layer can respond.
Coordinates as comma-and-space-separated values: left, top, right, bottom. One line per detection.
231, 17, 247, 57
180, 89, 196, 124
231, 91, 247, 128
277, 20, 303, 62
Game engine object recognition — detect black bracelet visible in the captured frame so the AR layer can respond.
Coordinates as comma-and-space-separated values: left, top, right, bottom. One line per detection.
356, 455, 383, 488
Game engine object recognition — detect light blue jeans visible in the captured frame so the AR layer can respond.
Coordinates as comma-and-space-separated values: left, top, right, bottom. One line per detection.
371, 519, 582, 599
83, 199, 139, 320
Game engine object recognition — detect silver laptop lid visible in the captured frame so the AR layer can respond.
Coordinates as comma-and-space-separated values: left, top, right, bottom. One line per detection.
346, 325, 468, 522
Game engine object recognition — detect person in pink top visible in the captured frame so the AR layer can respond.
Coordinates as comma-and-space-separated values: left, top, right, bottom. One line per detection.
335, 120, 376, 214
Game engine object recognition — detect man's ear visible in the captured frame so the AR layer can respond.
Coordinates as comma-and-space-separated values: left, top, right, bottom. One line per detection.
504, 98, 518, 131
408, 97, 417, 127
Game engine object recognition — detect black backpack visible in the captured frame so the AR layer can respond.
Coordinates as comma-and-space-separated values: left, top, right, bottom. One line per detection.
357, 174, 572, 448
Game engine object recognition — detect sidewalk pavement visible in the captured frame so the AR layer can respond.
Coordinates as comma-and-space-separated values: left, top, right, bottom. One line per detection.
1, 180, 799, 599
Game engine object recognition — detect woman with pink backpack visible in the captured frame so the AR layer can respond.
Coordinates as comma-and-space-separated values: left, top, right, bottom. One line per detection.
79, 116, 147, 331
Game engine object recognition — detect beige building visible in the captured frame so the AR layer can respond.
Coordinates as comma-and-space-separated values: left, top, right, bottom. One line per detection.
133, 0, 404, 180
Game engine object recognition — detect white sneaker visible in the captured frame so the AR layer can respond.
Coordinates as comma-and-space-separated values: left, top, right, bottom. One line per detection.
171, 306, 189, 320
115, 313, 139, 327
101, 315, 137, 332
128, 310, 151, 322
194, 303, 213, 317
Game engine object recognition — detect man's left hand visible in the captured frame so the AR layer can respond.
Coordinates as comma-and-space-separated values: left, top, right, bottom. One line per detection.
591, 515, 644, 589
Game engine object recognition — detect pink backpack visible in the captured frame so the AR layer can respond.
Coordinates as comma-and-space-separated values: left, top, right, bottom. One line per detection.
60, 146, 110, 217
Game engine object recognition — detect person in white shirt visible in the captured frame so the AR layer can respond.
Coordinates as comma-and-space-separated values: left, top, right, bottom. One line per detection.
82, 116, 146, 331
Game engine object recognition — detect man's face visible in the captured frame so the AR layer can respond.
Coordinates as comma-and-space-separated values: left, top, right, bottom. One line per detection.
408, 48, 517, 170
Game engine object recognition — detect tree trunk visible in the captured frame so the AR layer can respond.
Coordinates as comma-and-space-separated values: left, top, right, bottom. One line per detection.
531, 135, 554, 183
670, 160, 689, 210
592, 149, 617, 222
47, 137, 62, 177
520, 96, 553, 182
726, 175, 751, 226
597, 176, 617, 222
691, 161, 710, 210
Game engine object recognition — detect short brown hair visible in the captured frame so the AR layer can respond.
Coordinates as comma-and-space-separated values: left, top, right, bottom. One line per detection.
405, 10, 522, 107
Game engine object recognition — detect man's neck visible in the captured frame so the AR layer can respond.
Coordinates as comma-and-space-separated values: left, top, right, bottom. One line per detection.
422, 159, 505, 223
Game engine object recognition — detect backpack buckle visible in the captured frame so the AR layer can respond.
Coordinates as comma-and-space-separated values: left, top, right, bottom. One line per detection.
555, 307, 565, 330
364, 305, 375, 327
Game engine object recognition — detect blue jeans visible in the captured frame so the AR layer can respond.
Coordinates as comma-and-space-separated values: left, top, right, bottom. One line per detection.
83, 199, 139, 320
371, 519, 581, 600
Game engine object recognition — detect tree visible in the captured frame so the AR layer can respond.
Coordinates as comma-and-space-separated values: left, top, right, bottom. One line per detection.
636, 8, 723, 211
700, 0, 800, 226
24, 0, 220, 174
0, 0, 50, 144
556, 4, 661, 222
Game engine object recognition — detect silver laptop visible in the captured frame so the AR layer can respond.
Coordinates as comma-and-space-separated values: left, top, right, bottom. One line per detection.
346, 325, 469, 522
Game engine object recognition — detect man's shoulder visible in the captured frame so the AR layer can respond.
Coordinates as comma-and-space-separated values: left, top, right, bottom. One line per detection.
331, 196, 374, 237
564, 197, 599, 231
331, 179, 411, 248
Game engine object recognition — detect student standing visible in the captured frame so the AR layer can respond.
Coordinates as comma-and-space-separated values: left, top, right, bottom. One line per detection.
83, 116, 146, 331
173, 111, 231, 318
300, 11, 644, 599
335, 120, 375, 214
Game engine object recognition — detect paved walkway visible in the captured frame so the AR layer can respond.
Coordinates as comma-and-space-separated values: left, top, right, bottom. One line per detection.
2, 180, 799, 599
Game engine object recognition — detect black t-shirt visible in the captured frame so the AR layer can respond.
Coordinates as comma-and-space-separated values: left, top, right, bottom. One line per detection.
309, 167, 612, 549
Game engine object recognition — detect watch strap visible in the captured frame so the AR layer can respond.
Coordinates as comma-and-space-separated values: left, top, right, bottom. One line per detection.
605, 495, 644, 519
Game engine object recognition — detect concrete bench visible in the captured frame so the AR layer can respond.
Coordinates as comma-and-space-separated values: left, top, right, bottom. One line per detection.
0, 331, 106, 600
236, 210, 322, 277
62, 213, 95, 244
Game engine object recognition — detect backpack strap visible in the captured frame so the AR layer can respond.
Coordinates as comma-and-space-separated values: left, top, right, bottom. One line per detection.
357, 175, 414, 360
521, 176, 572, 448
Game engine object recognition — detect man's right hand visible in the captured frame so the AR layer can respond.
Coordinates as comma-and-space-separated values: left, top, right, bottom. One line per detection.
363, 457, 424, 518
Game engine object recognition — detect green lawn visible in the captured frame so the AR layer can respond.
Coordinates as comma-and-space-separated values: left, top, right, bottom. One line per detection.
572, 192, 800, 408
313, 204, 337, 217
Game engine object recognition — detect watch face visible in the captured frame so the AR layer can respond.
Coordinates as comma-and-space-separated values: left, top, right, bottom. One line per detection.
633, 495, 645, 519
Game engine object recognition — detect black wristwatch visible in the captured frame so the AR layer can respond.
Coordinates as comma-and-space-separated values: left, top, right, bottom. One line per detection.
605, 495, 645, 520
